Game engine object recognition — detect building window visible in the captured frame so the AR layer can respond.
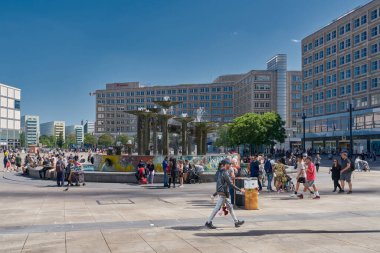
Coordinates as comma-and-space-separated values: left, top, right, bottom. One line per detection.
346, 54, 351, 62
361, 48, 367, 58
372, 60, 378, 71
372, 78, 379, 88
371, 26, 378, 37
354, 82, 360, 92
345, 23, 351, 32
361, 64, 367, 74
361, 80, 367, 91
354, 18, 360, 28
332, 30, 337, 39
354, 50, 360, 60
371, 43, 378, 54
361, 31, 367, 41
339, 26, 345, 35
361, 15, 367, 25
371, 9, 378, 20
354, 34, 360, 45
346, 84, 351, 94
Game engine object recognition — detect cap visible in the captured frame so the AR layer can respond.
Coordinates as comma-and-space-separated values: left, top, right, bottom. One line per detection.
302, 153, 308, 157
220, 159, 231, 165
341, 150, 348, 154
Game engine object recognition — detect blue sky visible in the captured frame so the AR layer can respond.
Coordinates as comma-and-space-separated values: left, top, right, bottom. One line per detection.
0, 0, 369, 125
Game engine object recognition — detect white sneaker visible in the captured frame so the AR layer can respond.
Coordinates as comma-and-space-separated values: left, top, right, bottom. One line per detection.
290, 193, 297, 198
308, 193, 315, 199
179, 185, 184, 188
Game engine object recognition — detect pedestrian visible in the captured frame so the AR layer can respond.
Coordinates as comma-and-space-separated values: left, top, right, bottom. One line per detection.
162, 156, 169, 187
250, 155, 262, 191
273, 158, 287, 193
298, 156, 320, 199
329, 159, 343, 192
205, 159, 245, 229
340, 151, 353, 194
290, 155, 306, 198
168, 158, 178, 188
56, 156, 65, 187
314, 153, 321, 173
178, 160, 184, 188
147, 160, 155, 184
15, 153, 22, 172
264, 156, 274, 191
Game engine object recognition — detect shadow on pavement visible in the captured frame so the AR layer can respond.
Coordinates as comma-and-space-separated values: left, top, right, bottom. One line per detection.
169, 226, 206, 231
195, 229, 380, 237
186, 200, 215, 207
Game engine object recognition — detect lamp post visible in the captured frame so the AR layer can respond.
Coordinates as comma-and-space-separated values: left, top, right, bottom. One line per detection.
302, 112, 307, 152
349, 103, 353, 158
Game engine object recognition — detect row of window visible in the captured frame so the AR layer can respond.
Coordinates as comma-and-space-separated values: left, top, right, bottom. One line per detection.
97, 86, 233, 98
253, 93, 271, 99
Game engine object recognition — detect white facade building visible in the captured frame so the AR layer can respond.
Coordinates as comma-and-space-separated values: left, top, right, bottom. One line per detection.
0, 83, 21, 148
40, 121, 65, 140
66, 125, 84, 144
21, 115, 39, 147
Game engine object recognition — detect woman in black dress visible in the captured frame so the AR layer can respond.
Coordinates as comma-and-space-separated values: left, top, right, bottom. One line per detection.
329, 159, 343, 192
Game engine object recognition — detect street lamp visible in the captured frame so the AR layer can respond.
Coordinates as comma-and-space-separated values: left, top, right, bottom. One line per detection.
302, 112, 307, 153
348, 103, 354, 158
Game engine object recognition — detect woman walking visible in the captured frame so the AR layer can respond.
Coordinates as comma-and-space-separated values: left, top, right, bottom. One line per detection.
168, 158, 178, 188
274, 158, 287, 193
147, 160, 155, 184
329, 159, 343, 192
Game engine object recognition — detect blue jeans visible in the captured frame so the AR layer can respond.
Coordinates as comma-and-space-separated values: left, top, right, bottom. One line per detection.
56, 171, 64, 186
229, 186, 235, 204
266, 173, 273, 190
163, 171, 168, 186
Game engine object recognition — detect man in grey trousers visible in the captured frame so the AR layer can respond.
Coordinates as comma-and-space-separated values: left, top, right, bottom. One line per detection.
205, 159, 245, 229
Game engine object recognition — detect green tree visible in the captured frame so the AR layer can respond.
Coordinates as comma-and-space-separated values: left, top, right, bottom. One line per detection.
115, 134, 130, 146
56, 132, 64, 148
228, 113, 266, 147
84, 133, 97, 147
39, 135, 56, 148
65, 133, 76, 147
98, 133, 114, 147
214, 125, 234, 148
261, 112, 286, 145
20, 132, 26, 147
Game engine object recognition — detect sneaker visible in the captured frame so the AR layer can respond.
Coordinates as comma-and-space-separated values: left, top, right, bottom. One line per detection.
332, 190, 336, 192
313, 195, 320, 199
338, 190, 345, 193
290, 193, 297, 198
210, 195, 215, 203
347, 191, 352, 194
179, 185, 184, 188
205, 222, 216, 229
235, 220, 245, 228
297, 194, 303, 199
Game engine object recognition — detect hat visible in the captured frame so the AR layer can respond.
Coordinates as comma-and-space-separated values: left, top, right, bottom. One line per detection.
302, 153, 308, 157
220, 159, 231, 165
341, 150, 348, 154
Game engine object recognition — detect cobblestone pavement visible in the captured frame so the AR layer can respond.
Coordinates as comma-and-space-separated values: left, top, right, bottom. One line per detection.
0, 167, 379, 253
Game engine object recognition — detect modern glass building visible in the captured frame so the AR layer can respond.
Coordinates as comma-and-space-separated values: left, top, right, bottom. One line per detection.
21, 115, 40, 147
40, 121, 65, 140
0, 83, 21, 149
66, 125, 84, 144
299, 0, 380, 154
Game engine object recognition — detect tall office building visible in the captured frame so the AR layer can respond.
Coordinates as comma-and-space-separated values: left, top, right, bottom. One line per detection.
0, 83, 21, 148
94, 54, 301, 149
21, 115, 39, 147
66, 125, 84, 144
40, 121, 65, 140
300, 0, 380, 153
82, 120, 95, 134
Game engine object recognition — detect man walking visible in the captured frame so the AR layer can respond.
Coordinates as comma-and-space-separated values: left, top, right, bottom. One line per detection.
264, 156, 274, 191
298, 156, 320, 199
205, 159, 245, 229
340, 151, 353, 194
250, 155, 262, 191
56, 156, 65, 187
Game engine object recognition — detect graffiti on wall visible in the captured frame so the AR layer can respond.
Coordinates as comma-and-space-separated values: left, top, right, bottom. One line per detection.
94, 154, 240, 172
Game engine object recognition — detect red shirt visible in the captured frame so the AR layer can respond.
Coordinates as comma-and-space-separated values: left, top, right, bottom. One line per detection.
306, 162, 316, 181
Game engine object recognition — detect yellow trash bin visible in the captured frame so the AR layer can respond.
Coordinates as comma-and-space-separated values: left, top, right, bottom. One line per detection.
244, 178, 259, 210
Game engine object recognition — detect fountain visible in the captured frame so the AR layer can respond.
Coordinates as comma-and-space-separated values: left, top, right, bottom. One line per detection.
192, 107, 215, 155
174, 113, 194, 155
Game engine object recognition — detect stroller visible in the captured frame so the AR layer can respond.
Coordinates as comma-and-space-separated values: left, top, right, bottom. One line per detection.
284, 175, 295, 192
188, 165, 204, 184
355, 158, 371, 172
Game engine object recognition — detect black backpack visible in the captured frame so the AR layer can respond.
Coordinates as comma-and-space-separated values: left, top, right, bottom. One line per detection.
349, 159, 355, 172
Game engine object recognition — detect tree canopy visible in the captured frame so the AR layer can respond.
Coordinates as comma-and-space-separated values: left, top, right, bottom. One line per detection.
39, 135, 56, 148
218, 112, 286, 148
56, 132, 64, 148
98, 133, 114, 147
115, 134, 130, 146
84, 134, 97, 147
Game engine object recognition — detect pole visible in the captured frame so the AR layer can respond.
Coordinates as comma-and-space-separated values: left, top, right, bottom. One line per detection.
302, 112, 306, 153
349, 103, 353, 158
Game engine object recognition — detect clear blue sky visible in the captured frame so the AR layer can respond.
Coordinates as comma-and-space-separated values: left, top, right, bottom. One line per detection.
0, 0, 369, 125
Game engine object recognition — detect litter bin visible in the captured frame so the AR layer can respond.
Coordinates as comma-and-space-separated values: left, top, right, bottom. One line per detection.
235, 177, 248, 207
244, 177, 259, 210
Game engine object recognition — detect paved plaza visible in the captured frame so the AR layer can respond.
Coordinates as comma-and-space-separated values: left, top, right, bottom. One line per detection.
0, 166, 380, 253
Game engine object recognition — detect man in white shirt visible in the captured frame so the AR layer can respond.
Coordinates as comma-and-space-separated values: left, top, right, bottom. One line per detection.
290, 155, 306, 198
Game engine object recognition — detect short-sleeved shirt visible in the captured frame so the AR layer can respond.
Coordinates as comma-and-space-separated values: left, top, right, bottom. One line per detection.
296, 162, 306, 178
341, 158, 351, 171
306, 162, 316, 181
